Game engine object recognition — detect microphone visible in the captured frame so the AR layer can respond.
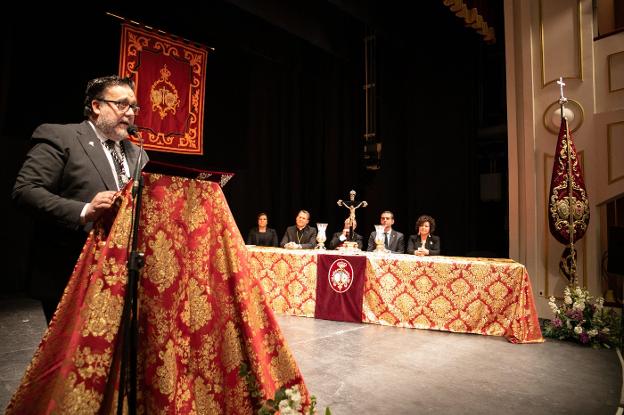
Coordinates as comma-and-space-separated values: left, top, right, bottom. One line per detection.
127, 125, 143, 196
127, 124, 139, 137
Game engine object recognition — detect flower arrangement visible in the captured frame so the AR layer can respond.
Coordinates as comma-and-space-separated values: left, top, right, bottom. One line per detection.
544, 284, 621, 348
239, 363, 331, 415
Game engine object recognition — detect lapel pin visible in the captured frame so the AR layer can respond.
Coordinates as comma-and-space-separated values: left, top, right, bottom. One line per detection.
88, 141, 94, 147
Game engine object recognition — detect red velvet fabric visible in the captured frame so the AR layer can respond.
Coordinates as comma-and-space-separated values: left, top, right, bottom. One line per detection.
315, 254, 366, 323
119, 24, 208, 155
6, 174, 309, 414
547, 118, 590, 244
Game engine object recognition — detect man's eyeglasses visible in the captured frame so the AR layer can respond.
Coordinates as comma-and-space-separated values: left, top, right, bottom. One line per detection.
99, 99, 140, 115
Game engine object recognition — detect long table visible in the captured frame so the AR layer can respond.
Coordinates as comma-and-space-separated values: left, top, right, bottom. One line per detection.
247, 247, 543, 343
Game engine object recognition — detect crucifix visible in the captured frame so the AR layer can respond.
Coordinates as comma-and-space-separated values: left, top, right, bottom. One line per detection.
337, 190, 367, 243
557, 77, 567, 106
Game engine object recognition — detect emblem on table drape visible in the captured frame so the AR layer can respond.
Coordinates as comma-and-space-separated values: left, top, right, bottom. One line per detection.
118, 23, 208, 154
315, 254, 366, 323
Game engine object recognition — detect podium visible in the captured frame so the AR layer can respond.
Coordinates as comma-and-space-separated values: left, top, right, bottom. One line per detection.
6, 173, 309, 414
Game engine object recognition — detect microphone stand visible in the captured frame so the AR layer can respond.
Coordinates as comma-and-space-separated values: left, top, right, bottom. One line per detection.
117, 126, 145, 415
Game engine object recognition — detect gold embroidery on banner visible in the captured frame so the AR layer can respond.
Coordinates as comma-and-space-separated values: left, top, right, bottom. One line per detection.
269, 346, 298, 385
54, 372, 101, 415
181, 278, 213, 332
150, 65, 180, 119
221, 321, 243, 373
82, 280, 123, 342
242, 285, 268, 333
102, 256, 127, 287
108, 194, 133, 249
175, 376, 192, 412
194, 377, 221, 414
73, 347, 113, 380
146, 230, 179, 293
181, 181, 206, 233
155, 339, 177, 400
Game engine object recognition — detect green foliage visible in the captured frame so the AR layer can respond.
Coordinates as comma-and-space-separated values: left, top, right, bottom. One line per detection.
544, 284, 621, 348
240, 362, 330, 414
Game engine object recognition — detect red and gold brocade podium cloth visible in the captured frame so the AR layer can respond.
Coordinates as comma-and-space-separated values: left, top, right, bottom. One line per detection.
6, 174, 309, 415
247, 248, 543, 344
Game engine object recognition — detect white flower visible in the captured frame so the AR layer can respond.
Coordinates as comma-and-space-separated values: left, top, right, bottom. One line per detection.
286, 386, 302, 410
596, 297, 604, 310
566, 320, 572, 329
548, 299, 559, 314
588, 329, 598, 337
564, 296, 573, 305
564, 286, 571, 297
602, 327, 610, 334
575, 287, 583, 297
573, 301, 585, 311
278, 399, 295, 414
574, 326, 583, 335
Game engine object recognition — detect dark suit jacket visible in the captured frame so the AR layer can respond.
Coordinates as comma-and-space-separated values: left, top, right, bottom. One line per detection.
407, 234, 441, 256
247, 227, 278, 247
329, 231, 364, 250
280, 225, 317, 249
367, 229, 405, 253
12, 121, 149, 302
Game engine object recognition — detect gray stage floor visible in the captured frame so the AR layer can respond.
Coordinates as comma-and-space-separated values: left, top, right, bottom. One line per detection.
1, 297, 622, 414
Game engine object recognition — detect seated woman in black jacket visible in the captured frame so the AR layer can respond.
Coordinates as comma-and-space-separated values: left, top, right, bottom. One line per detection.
246, 212, 278, 247
407, 214, 441, 256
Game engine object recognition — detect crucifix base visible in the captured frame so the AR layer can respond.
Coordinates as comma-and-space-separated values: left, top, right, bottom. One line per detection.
338, 241, 361, 251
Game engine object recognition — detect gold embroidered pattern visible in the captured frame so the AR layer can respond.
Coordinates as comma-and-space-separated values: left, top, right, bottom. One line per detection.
74, 347, 112, 380
270, 346, 298, 385
55, 372, 100, 415
150, 65, 180, 119
82, 280, 123, 342
221, 321, 243, 373
155, 339, 177, 399
145, 230, 179, 293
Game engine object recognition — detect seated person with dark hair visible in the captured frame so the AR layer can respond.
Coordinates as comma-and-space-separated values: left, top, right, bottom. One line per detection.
281, 210, 317, 249
329, 218, 364, 250
247, 212, 278, 247
407, 214, 441, 256
367, 210, 405, 253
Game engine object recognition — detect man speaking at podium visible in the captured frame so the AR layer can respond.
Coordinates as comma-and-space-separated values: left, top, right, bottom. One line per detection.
12, 75, 148, 323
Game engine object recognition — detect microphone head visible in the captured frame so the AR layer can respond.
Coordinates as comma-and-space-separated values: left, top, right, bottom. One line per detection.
127, 124, 139, 136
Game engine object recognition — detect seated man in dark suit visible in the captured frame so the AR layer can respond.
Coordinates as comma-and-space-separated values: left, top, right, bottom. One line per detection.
281, 210, 317, 249
366, 210, 405, 253
329, 218, 364, 250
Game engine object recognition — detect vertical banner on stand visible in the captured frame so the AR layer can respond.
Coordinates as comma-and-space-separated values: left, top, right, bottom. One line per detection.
119, 23, 208, 154
315, 254, 366, 323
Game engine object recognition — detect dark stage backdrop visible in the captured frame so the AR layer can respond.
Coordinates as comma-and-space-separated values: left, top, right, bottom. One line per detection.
1, 1, 508, 294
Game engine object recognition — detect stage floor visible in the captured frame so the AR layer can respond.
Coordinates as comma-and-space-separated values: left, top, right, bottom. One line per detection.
1, 297, 621, 414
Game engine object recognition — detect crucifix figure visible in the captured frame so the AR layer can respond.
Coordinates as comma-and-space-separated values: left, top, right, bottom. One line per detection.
557, 77, 567, 106
337, 190, 367, 242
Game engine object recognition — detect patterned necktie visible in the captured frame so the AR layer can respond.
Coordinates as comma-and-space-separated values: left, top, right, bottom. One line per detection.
384, 232, 389, 249
104, 139, 128, 188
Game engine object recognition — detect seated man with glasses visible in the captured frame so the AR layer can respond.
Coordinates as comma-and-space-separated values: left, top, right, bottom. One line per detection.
12, 74, 149, 324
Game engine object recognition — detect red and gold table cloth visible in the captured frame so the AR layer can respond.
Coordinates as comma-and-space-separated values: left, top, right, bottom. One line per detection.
7, 174, 309, 414
247, 248, 543, 344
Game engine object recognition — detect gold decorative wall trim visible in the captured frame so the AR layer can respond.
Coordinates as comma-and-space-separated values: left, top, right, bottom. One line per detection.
539, 0, 583, 87
542, 99, 584, 135
608, 51, 624, 92
543, 152, 587, 297
607, 121, 624, 184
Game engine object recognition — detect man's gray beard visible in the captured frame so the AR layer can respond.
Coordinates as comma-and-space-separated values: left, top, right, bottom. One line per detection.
95, 118, 126, 142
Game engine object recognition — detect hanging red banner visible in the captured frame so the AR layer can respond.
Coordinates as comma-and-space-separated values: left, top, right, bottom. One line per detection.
118, 23, 208, 154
